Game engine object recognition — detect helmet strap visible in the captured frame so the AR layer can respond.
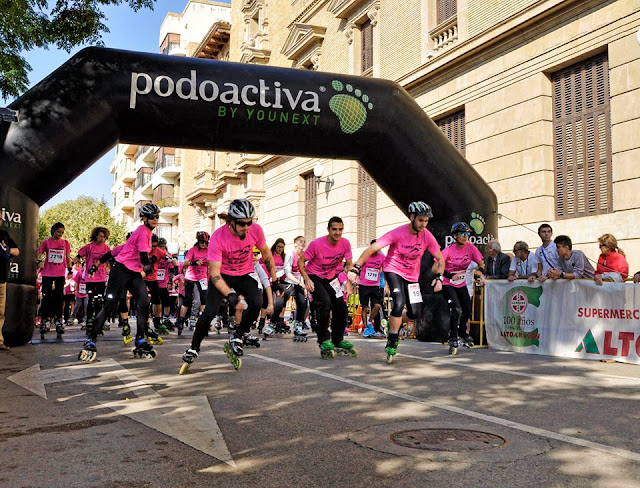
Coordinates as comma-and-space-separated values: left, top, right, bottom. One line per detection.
143, 217, 154, 230
409, 214, 420, 234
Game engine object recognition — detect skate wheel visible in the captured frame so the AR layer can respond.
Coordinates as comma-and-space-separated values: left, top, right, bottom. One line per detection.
255, 342, 260, 348
147, 350, 157, 359
449, 347, 458, 356
179, 363, 191, 375
386, 354, 393, 364
233, 357, 242, 370
350, 349, 357, 357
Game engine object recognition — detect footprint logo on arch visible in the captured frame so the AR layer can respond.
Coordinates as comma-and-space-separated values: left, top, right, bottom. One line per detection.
329, 80, 373, 134
469, 212, 485, 234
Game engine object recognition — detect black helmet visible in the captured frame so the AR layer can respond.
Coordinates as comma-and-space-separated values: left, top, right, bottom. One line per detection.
152, 234, 159, 243
196, 231, 210, 242
451, 222, 471, 235
407, 201, 433, 217
139, 203, 160, 219
228, 199, 256, 220
158, 237, 167, 246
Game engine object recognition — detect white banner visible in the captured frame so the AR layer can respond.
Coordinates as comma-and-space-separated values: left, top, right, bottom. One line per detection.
484, 279, 640, 365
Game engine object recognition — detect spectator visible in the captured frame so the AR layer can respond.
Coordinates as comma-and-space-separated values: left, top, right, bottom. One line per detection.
508, 241, 539, 282
548, 235, 595, 280
633, 271, 640, 283
535, 224, 560, 282
485, 240, 510, 279
594, 234, 629, 285
0, 221, 20, 350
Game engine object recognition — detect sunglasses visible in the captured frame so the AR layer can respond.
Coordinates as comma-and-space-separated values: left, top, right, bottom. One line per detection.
253, 252, 261, 256
235, 220, 253, 227
458, 232, 470, 237
149, 214, 160, 220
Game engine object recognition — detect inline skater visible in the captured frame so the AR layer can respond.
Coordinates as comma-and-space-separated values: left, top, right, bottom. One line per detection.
284, 236, 308, 340
358, 239, 385, 339
176, 232, 209, 332
77, 227, 111, 335
37, 222, 72, 339
441, 222, 485, 355
180, 199, 278, 373
348, 202, 444, 363
78, 203, 160, 362
270, 238, 293, 333
251, 247, 274, 340
298, 217, 354, 359
156, 238, 178, 330
142, 235, 168, 340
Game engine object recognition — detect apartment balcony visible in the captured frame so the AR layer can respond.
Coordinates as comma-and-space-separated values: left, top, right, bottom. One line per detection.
429, 15, 458, 52
154, 155, 182, 178
134, 146, 155, 171
114, 190, 134, 211
157, 198, 180, 217
162, 40, 188, 57
121, 159, 136, 183
186, 169, 218, 205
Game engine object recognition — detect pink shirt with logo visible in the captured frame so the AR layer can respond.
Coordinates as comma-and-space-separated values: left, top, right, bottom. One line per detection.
185, 246, 209, 281
64, 269, 75, 294
156, 253, 173, 288
74, 271, 88, 298
115, 224, 152, 272
303, 236, 352, 280
38, 237, 72, 277
144, 247, 167, 282
78, 242, 111, 283
377, 224, 440, 283
208, 223, 267, 276
359, 251, 386, 287
441, 242, 483, 288
175, 273, 185, 296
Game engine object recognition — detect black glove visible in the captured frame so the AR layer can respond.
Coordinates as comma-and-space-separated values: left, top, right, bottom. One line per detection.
226, 292, 239, 309
143, 264, 152, 275
68, 266, 73, 275
88, 264, 98, 275
271, 281, 284, 294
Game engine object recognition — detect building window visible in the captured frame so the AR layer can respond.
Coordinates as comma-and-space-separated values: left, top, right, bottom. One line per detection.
361, 20, 373, 74
437, 0, 457, 25
304, 173, 317, 241
357, 166, 376, 247
435, 109, 465, 156
553, 53, 612, 219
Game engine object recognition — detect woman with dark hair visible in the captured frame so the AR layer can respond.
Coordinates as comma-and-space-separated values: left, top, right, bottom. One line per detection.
176, 231, 210, 333
37, 222, 72, 339
270, 237, 294, 333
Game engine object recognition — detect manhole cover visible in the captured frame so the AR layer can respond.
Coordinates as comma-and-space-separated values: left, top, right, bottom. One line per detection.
390, 428, 506, 452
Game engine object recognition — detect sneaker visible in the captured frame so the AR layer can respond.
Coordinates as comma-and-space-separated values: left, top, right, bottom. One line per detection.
372, 331, 386, 339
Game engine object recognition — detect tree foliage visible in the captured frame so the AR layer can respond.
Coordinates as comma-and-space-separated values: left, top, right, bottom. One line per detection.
0, 0, 155, 100
38, 196, 127, 253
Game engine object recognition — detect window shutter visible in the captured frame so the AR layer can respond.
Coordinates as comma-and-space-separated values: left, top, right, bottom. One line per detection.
437, 0, 457, 24
361, 20, 373, 73
304, 173, 317, 240
553, 54, 611, 219
357, 165, 377, 247
435, 109, 465, 157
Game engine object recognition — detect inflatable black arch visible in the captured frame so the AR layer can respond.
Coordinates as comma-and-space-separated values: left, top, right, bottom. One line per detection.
0, 47, 497, 346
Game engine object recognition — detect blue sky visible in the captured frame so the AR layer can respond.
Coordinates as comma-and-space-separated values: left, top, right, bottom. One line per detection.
5, 1, 216, 211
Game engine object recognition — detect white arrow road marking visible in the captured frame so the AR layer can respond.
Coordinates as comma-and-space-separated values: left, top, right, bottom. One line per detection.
7, 359, 236, 468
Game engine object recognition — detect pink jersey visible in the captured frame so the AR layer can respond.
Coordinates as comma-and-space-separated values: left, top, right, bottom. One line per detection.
274, 253, 285, 278
208, 223, 267, 276
145, 247, 167, 282
156, 254, 173, 288
303, 236, 352, 280
111, 244, 124, 257
115, 224, 152, 272
185, 246, 209, 281
78, 242, 111, 283
359, 252, 386, 287
38, 237, 71, 277
174, 273, 185, 296
377, 224, 440, 282
64, 269, 75, 295
442, 242, 483, 288
74, 271, 88, 298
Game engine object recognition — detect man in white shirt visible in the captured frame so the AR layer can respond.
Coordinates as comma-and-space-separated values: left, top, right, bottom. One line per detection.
508, 241, 539, 282
535, 224, 559, 282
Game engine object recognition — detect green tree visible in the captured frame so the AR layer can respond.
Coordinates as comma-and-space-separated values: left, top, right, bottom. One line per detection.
0, 0, 155, 99
38, 196, 127, 253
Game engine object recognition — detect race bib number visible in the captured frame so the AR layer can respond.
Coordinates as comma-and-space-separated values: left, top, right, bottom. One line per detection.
364, 268, 380, 282
407, 283, 423, 304
449, 272, 467, 286
330, 277, 343, 298
157, 269, 166, 281
249, 272, 263, 290
48, 249, 65, 264
199, 278, 209, 291
78, 283, 87, 295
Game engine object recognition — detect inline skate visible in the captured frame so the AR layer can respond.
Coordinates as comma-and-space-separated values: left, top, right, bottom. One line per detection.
154, 319, 170, 336
179, 348, 199, 375
175, 317, 184, 336
145, 326, 164, 345
262, 323, 273, 341
319, 340, 335, 359
448, 337, 459, 355
40, 319, 49, 340
223, 337, 243, 370
132, 337, 157, 359
334, 339, 357, 357
385, 336, 399, 364
55, 319, 65, 339
78, 340, 97, 362
120, 318, 133, 345
461, 334, 474, 348
242, 332, 261, 348
162, 316, 174, 331
292, 324, 308, 342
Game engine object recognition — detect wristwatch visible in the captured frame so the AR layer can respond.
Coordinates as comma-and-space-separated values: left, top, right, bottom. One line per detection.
560, 272, 565, 279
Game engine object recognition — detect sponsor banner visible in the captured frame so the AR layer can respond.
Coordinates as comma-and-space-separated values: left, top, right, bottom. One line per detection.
485, 279, 640, 365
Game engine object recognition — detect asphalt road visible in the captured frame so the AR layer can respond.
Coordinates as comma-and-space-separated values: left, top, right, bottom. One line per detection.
1, 323, 639, 488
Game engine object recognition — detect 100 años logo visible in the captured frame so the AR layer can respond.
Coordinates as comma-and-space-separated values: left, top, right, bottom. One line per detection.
500, 286, 541, 347
1, 207, 22, 229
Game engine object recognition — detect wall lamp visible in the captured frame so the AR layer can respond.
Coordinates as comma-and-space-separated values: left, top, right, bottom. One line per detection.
313, 163, 334, 190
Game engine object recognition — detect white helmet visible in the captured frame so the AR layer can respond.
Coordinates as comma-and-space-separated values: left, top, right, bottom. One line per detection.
228, 199, 256, 219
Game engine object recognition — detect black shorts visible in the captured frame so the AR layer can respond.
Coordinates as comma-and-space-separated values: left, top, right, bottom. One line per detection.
359, 285, 382, 308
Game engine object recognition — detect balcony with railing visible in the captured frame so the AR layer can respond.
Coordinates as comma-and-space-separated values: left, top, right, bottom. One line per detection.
429, 14, 458, 52
154, 154, 182, 177
162, 40, 189, 56
156, 197, 180, 217
135, 171, 152, 189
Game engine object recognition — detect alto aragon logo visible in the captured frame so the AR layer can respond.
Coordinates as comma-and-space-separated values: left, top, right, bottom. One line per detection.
575, 329, 640, 358
1, 207, 22, 229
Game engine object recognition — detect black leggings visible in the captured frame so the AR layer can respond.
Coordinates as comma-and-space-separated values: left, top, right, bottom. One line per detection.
441, 285, 472, 339
86, 281, 106, 321
159, 287, 170, 310
272, 282, 295, 322
191, 274, 262, 350
183, 279, 207, 312
309, 274, 348, 345
384, 272, 421, 320
146, 280, 161, 305
91, 262, 150, 341
41, 276, 64, 320
293, 284, 307, 322
63, 294, 75, 321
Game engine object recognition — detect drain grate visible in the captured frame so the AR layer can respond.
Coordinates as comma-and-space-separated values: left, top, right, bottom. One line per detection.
390, 428, 506, 452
